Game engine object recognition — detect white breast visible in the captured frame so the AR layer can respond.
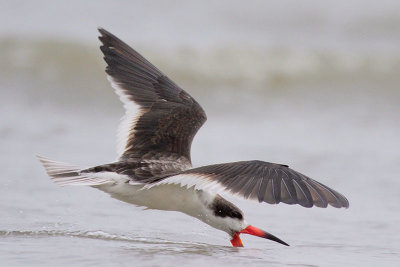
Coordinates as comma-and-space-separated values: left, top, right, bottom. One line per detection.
94, 181, 205, 213
94, 180, 246, 235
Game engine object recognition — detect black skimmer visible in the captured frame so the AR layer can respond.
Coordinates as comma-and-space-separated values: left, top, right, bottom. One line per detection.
38, 28, 349, 247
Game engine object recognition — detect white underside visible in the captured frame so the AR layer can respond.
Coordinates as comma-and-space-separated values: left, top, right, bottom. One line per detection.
95, 181, 203, 213
95, 180, 247, 234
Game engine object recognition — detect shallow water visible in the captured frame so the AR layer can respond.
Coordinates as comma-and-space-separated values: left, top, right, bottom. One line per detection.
1, 1, 400, 266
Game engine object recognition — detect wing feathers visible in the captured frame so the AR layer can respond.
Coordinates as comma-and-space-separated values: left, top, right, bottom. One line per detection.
293, 180, 312, 207
147, 160, 349, 208
264, 178, 276, 204
99, 28, 207, 163
280, 177, 297, 204
303, 180, 328, 208
257, 170, 269, 202
311, 180, 347, 208
272, 169, 282, 204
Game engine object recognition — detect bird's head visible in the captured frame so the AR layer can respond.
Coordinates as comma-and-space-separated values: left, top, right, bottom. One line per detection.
207, 194, 289, 247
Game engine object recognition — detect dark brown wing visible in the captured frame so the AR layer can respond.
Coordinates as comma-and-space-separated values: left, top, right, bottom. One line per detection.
147, 160, 349, 208
98, 28, 207, 164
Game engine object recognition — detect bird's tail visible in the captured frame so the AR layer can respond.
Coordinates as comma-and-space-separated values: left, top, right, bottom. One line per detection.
37, 155, 111, 186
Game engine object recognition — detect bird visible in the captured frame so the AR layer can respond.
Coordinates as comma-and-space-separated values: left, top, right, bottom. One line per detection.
38, 28, 349, 248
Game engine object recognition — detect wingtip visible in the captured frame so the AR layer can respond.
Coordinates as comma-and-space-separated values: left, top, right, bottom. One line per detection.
333, 191, 350, 209
36, 154, 46, 163
97, 27, 106, 35
98, 28, 106, 41
97, 28, 124, 49
98, 27, 113, 42
342, 198, 350, 209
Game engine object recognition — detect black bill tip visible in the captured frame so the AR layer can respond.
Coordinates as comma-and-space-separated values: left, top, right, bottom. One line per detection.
240, 225, 290, 246
265, 232, 290, 246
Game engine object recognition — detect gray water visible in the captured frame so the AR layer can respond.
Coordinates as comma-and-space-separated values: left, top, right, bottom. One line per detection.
1, 1, 400, 266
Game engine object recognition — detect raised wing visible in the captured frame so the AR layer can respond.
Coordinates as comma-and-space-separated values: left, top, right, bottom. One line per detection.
146, 160, 349, 208
98, 28, 207, 164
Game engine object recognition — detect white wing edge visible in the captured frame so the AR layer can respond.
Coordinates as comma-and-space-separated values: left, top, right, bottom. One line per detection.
143, 174, 227, 195
107, 75, 144, 158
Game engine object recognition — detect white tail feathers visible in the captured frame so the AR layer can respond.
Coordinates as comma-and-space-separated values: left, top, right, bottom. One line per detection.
37, 155, 112, 186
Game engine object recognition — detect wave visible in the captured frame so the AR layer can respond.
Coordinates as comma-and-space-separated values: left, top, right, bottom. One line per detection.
1, 38, 399, 91
0, 228, 235, 255
0, 229, 197, 245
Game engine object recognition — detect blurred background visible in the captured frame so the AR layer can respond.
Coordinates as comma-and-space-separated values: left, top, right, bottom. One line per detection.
1, 1, 399, 266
